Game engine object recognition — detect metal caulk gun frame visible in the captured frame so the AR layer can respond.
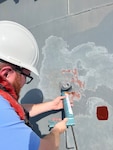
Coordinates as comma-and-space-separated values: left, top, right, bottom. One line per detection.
61, 82, 75, 126
48, 82, 78, 150
48, 82, 75, 128
61, 82, 78, 150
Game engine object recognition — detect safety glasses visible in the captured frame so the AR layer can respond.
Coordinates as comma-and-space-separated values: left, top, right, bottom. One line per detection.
13, 66, 33, 84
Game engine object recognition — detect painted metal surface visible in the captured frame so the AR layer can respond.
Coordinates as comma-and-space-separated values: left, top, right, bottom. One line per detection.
0, 0, 113, 149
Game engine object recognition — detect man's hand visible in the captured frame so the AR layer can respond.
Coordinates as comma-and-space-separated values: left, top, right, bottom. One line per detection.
52, 96, 74, 110
51, 118, 68, 134
39, 118, 68, 150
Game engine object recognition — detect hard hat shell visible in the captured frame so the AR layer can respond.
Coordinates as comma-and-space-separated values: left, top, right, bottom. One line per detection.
0, 20, 39, 76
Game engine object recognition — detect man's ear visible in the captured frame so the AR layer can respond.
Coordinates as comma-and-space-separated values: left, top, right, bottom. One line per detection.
0, 66, 14, 78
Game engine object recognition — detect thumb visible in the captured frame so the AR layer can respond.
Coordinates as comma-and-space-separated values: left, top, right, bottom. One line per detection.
63, 118, 68, 123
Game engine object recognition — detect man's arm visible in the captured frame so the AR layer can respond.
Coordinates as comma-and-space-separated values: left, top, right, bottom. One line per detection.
39, 118, 67, 150
22, 96, 66, 117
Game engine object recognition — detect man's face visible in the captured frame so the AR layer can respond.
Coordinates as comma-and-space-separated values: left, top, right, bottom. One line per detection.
12, 72, 22, 98
0, 64, 32, 98
12, 69, 31, 97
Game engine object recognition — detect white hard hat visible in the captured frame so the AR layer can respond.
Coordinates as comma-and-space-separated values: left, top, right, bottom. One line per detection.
0, 20, 39, 76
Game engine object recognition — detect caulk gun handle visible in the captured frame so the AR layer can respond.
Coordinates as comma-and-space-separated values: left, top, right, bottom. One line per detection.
48, 91, 75, 129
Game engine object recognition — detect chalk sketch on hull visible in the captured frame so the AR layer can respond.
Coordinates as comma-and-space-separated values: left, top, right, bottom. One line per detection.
38, 36, 113, 149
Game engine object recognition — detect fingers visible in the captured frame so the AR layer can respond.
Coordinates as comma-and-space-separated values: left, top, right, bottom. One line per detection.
54, 96, 66, 102
52, 118, 68, 134
63, 118, 68, 123
59, 95, 66, 100
60, 95, 74, 106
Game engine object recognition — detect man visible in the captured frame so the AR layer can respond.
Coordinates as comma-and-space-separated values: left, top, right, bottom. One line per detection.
0, 21, 68, 150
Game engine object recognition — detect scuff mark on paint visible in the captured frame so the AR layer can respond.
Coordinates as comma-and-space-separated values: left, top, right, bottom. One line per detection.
61, 68, 85, 101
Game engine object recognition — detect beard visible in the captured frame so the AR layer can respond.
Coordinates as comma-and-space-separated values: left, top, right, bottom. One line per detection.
12, 72, 22, 99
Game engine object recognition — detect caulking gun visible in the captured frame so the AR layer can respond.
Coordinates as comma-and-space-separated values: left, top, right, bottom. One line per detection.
48, 82, 78, 150
60, 82, 75, 126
